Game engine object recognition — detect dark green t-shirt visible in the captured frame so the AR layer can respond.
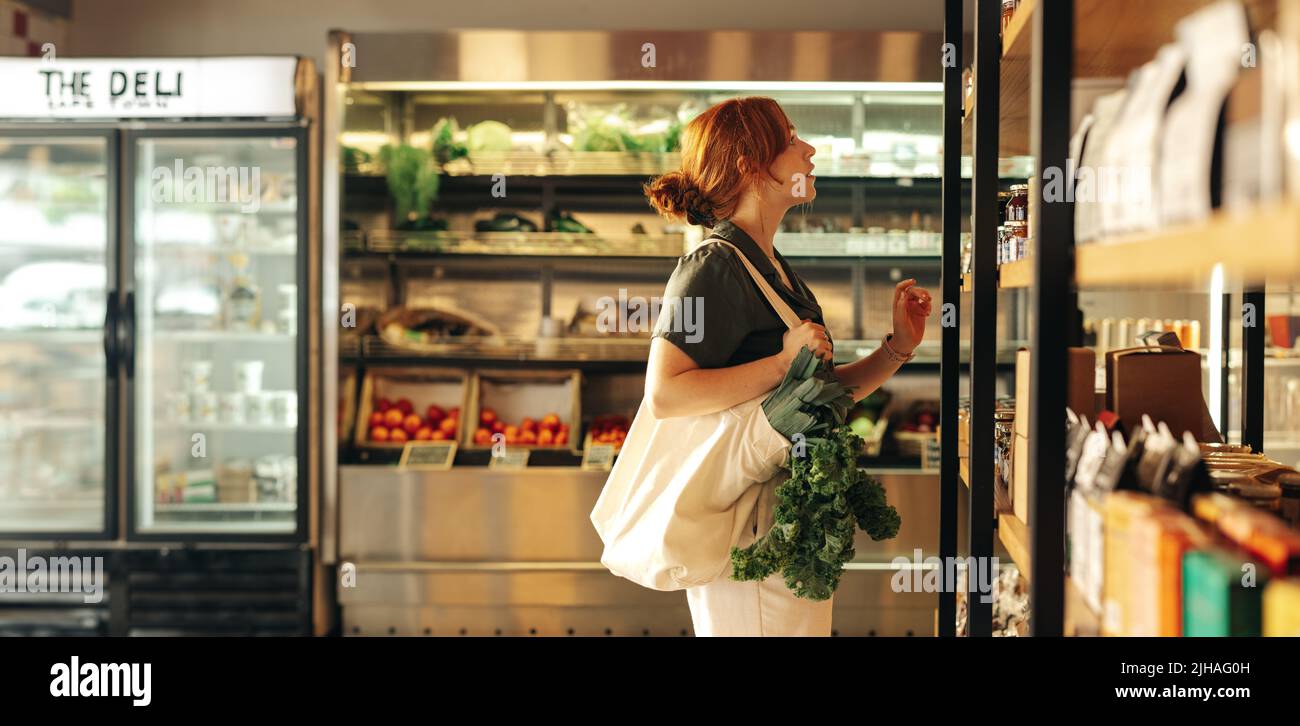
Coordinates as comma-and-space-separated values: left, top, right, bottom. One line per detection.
653, 219, 827, 369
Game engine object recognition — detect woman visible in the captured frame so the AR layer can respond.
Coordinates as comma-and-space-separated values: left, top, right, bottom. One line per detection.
644, 97, 932, 636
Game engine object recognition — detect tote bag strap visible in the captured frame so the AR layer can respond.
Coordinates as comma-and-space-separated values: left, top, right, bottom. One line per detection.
709, 238, 802, 330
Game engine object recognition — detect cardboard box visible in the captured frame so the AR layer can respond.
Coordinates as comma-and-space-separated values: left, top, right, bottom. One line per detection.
1013, 431, 1029, 525
1263, 579, 1300, 636
1068, 347, 1097, 420
1105, 346, 1216, 440
466, 369, 582, 452
1102, 491, 1166, 636
353, 368, 470, 449
1128, 510, 1209, 636
1183, 548, 1265, 637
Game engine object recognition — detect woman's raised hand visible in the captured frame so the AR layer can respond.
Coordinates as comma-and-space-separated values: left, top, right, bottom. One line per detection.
891, 279, 932, 355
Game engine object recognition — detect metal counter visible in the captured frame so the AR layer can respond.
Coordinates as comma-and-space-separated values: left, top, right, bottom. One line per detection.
337, 466, 963, 636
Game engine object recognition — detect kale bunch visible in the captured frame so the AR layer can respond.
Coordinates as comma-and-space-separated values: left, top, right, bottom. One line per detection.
731, 348, 902, 600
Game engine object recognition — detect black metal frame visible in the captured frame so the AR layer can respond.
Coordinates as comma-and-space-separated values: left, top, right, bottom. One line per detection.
1241, 288, 1265, 452
965, 0, 1001, 637
122, 124, 310, 544
937, 0, 962, 638
1027, 0, 1072, 637
0, 126, 120, 541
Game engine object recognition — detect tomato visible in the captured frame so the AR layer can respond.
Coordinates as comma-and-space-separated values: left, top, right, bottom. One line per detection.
479, 407, 497, 426
504, 424, 520, 440
537, 428, 554, 446
490, 420, 505, 435
376, 398, 392, 413
395, 398, 414, 415
473, 427, 492, 445
415, 426, 433, 441
520, 429, 538, 445
431, 429, 448, 441
403, 414, 422, 434
439, 417, 458, 435
390, 428, 409, 443
425, 405, 445, 423
554, 430, 568, 446
540, 413, 561, 431
521, 417, 537, 433
370, 426, 390, 442
369, 411, 384, 427
383, 409, 404, 428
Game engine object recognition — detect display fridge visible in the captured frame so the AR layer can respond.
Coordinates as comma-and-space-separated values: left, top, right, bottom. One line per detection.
0, 57, 320, 634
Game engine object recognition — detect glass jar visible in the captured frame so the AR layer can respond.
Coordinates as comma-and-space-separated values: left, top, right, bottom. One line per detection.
1005, 221, 1028, 262
1002, 0, 1018, 34
997, 190, 1012, 226
994, 406, 1016, 489
1006, 184, 1029, 223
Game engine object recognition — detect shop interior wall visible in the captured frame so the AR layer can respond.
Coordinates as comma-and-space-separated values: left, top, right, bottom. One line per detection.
67, 0, 957, 68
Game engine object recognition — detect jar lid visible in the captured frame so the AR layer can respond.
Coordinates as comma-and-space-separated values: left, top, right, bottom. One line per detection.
1010, 184, 1029, 192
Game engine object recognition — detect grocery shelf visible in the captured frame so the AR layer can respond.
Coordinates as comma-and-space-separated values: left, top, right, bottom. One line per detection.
960, 258, 1032, 292
958, 0, 1032, 157
153, 331, 295, 343
158, 421, 297, 433
1074, 203, 1300, 288
355, 151, 943, 180
996, 511, 1030, 583
1064, 576, 1101, 636
155, 502, 296, 513
0, 415, 97, 431
0, 329, 101, 343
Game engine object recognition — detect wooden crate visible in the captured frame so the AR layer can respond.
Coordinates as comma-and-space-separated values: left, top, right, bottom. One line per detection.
353, 367, 470, 450
465, 369, 582, 453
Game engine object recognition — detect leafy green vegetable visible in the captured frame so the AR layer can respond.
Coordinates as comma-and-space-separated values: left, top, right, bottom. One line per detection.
731, 347, 901, 600
431, 117, 468, 164
378, 144, 439, 226
466, 120, 513, 153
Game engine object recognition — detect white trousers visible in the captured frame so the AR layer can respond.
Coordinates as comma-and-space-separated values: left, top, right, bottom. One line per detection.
685, 476, 834, 636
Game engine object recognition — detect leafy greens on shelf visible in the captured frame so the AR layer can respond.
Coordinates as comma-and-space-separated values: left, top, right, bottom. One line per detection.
730, 346, 902, 600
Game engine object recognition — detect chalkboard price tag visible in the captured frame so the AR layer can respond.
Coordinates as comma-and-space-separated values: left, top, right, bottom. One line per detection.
398, 441, 457, 470
581, 443, 618, 471
488, 448, 531, 470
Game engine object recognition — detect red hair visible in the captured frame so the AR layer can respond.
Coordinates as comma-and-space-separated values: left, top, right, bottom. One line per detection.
644, 97, 792, 226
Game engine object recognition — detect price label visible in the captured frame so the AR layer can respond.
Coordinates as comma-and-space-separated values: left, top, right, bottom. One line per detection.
581, 443, 618, 471
398, 441, 457, 471
488, 448, 531, 470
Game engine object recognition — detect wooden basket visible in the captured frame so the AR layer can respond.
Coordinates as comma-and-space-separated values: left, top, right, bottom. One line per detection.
465, 369, 582, 453
353, 367, 471, 449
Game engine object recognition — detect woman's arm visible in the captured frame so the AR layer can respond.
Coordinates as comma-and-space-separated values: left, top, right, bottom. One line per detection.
646, 319, 834, 419
835, 278, 933, 402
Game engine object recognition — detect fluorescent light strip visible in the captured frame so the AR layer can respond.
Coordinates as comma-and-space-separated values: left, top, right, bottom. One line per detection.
350, 80, 943, 93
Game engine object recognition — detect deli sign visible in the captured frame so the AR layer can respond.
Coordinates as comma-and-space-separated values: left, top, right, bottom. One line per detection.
0, 57, 299, 119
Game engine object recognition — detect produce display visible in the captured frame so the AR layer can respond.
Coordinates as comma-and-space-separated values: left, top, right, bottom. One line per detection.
377, 143, 443, 230
474, 211, 539, 233
847, 388, 890, 451
367, 397, 461, 445
730, 347, 902, 600
471, 408, 570, 448
375, 305, 500, 348
587, 414, 630, 449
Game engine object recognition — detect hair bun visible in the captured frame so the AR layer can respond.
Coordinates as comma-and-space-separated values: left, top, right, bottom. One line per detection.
644, 171, 717, 227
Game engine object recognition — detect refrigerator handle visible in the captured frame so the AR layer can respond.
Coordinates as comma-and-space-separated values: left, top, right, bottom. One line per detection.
103, 290, 119, 375
123, 290, 136, 379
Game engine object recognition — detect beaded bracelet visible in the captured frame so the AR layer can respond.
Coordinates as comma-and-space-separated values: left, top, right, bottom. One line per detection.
881, 333, 916, 364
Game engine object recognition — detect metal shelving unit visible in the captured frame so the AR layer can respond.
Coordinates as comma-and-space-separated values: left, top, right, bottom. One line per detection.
948, 0, 1286, 637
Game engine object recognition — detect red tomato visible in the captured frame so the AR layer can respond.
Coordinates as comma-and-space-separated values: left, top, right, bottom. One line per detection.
431, 429, 449, 441
390, 428, 409, 444
376, 398, 392, 413
537, 428, 554, 446
403, 414, 422, 434
384, 409, 404, 428
540, 413, 561, 431
473, 427, 492, 445
370, 426, 390, 442
479, 408, 497, 426
415, 426, 433, 441
395, 398, 414, 415
491, 420, 505, 435
520, 429, 538, 445
369, 411, 384, 427
425, 405, 446, 423
439, 417, 458, 435
554, 430, 568, 446
521, 417, 537, 433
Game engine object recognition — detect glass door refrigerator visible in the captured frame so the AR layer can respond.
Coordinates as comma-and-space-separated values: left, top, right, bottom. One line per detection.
0, 57, 318, 633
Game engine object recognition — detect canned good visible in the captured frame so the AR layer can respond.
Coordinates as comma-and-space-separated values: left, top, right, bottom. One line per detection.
234, 360, 264, 394
183, 360, 213, 392
219, 392, 245, 424
192, 391, 218, 423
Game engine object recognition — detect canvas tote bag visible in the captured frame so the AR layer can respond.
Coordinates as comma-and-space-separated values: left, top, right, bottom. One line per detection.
590, 238, 804, 591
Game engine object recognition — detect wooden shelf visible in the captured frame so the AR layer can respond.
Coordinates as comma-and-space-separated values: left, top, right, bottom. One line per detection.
960, 258, 1032, 292
1065, 576, 1102, 636
997, 511, 1030, 581
1075, 203, 1300, 288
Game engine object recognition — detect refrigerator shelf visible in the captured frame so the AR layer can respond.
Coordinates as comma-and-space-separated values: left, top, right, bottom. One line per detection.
148, 243, 297, 256
155, 502, 296, 513
0, 416, 98, 431
0, 329, 101, 343
156, 420, 297, 433
152, 331, 295, 343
